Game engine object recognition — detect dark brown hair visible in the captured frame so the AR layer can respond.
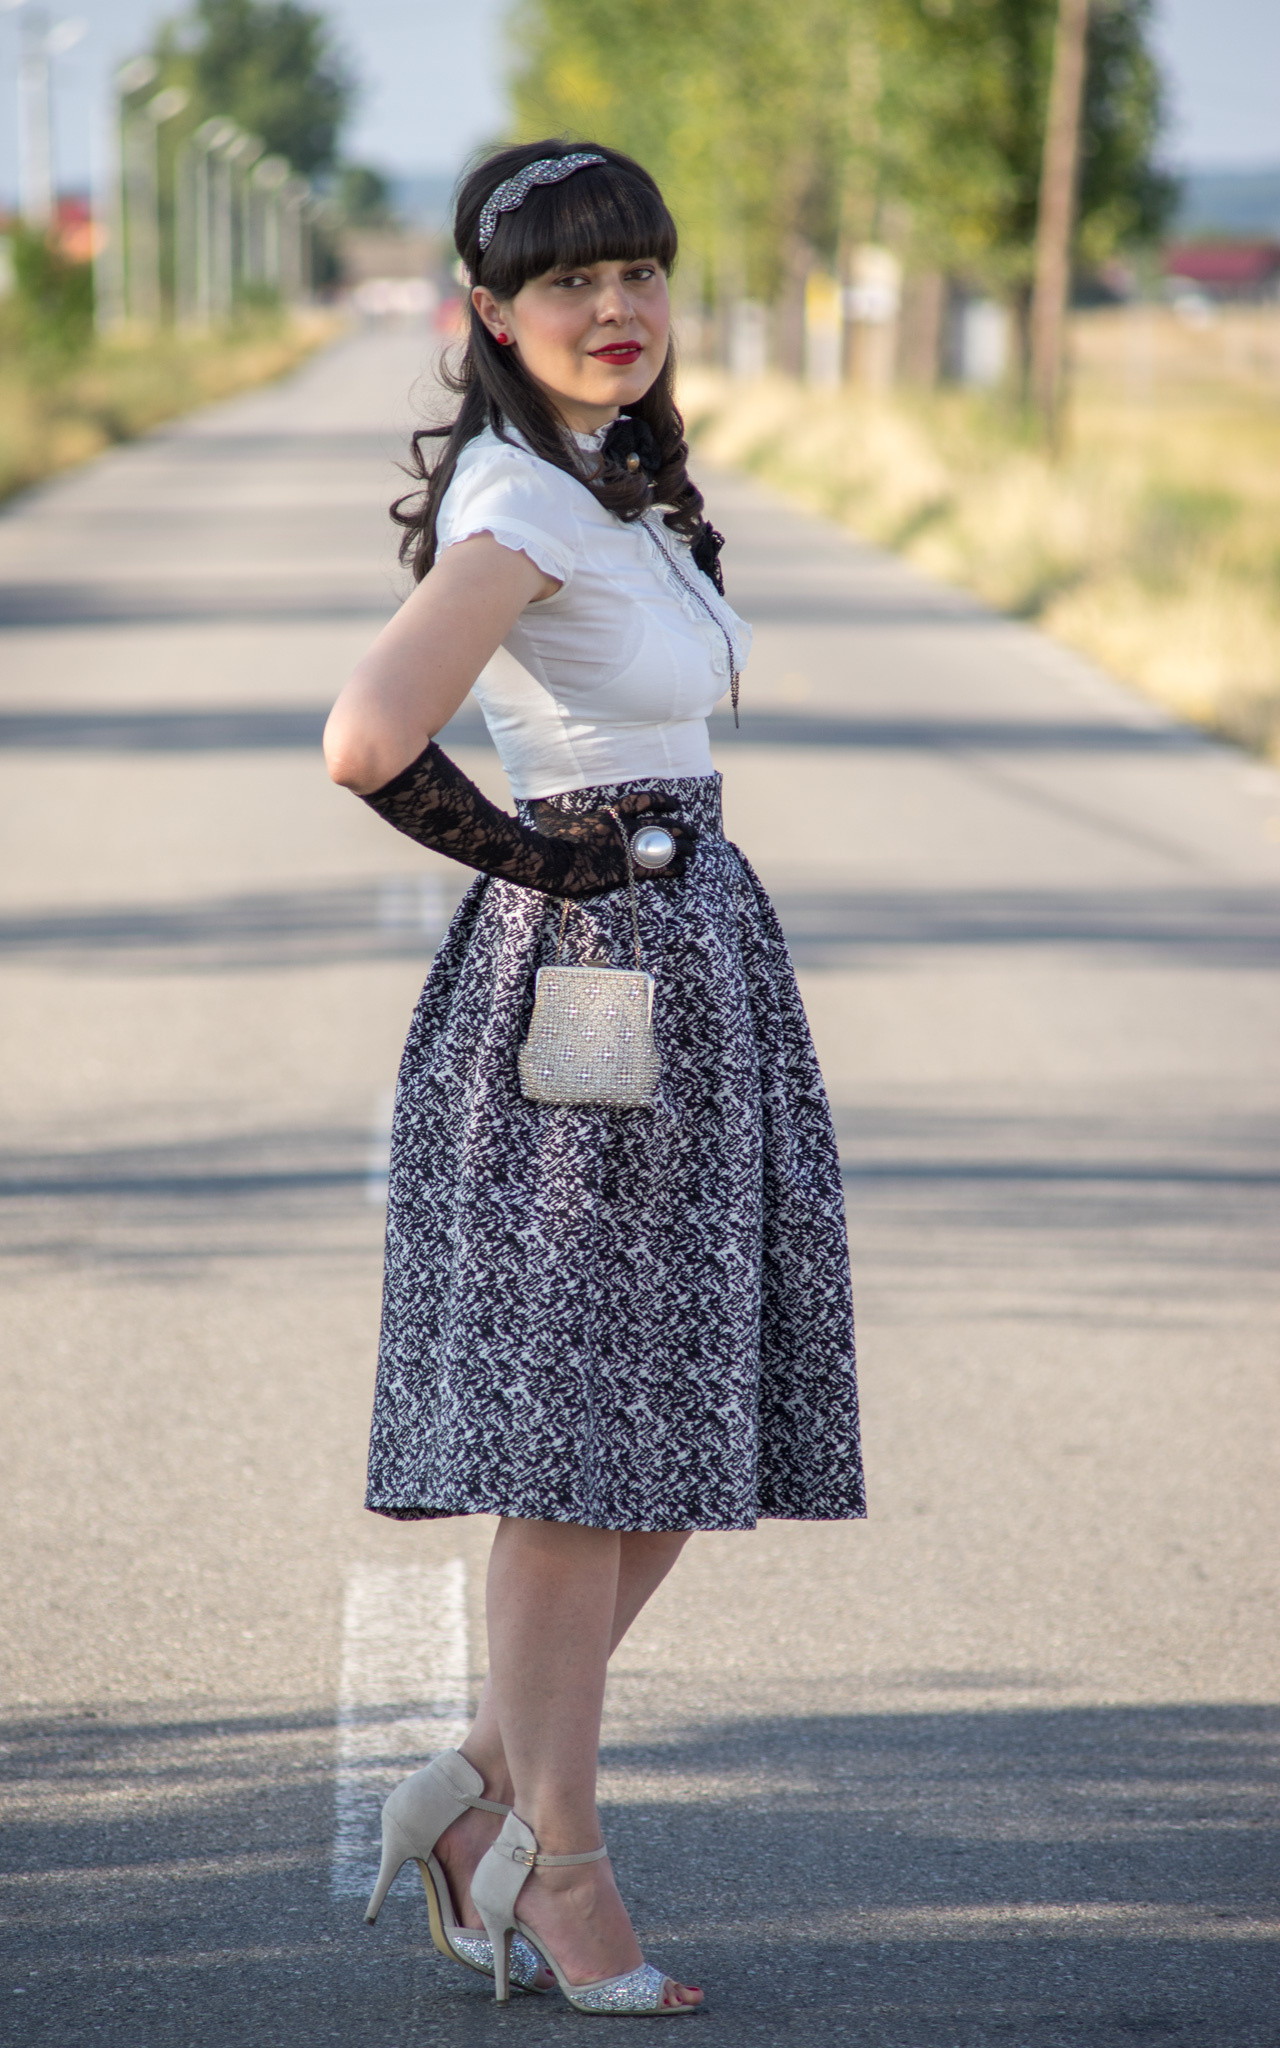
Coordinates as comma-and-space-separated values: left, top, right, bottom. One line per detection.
391, 140, 708, 580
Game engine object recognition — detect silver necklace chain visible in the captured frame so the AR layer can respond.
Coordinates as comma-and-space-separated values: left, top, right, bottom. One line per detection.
641, 519, 740, 728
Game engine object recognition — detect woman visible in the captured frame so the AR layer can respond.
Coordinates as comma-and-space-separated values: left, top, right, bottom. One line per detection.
324, 140, 864, 2016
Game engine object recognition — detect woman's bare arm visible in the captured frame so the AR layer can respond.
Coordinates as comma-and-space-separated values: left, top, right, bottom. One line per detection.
323, 533, 558, 794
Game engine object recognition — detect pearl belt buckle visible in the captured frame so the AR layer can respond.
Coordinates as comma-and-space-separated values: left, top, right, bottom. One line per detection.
629, 824, 677, 871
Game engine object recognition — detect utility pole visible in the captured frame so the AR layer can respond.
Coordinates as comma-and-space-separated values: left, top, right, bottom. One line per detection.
1029, 0, 1090, 448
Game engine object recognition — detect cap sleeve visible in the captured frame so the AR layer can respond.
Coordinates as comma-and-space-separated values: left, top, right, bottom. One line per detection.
437, 444, 580, 588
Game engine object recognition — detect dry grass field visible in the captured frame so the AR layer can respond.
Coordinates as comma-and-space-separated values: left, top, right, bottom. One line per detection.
682, 306, 1280, 759
0, 311, 339, 507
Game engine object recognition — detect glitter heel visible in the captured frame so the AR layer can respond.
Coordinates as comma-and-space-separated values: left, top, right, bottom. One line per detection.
471, 1811, 696, 2014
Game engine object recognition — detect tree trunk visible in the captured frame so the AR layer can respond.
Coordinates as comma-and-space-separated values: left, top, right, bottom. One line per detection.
1029, 0, 1090, 447
775, 236, 812, 379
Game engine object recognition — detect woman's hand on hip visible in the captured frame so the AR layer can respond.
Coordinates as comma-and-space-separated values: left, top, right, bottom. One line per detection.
531, 791, 697, 891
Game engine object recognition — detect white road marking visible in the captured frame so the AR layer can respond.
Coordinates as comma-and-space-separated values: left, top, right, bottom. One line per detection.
365, 1091, 394, 1207
332, 1557, 470, 1901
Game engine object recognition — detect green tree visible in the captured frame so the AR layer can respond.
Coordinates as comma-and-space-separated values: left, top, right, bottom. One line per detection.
1077, 0, 1174, 265
4, 225, 95, 359
336, 163, 395, 227
152, 0, 354, 175
881, 0, 1173, 291
511, 0, 1173, 340
511, 0, 866, 306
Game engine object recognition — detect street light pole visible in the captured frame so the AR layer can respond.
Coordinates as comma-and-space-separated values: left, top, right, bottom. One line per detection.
111, 56, 156, 324
224, 130, 264, 306
17, 2, 53, 224
251, 155, 289, 298
280, 176, 311, 306
143, 86, 188, 323
121, 84, 187, 325
6, 0, 88, 227
189, 118, 236, 328
211, 126, 240, 320
94, 54, 152, 331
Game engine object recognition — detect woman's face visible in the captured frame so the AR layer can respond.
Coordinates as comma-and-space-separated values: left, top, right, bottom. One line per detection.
472, 256, 670, 433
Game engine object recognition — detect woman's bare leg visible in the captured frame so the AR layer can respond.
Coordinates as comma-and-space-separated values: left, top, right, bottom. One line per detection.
483, 1519, 699, 2006
613, 1528, 690, 1648
436, 1522, 697, 2007
459, 1524, 688, 1789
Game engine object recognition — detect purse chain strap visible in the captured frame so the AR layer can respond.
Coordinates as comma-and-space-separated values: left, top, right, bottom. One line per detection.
552, 803, 644, 972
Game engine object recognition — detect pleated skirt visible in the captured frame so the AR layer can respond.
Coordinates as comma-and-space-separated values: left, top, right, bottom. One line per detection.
365, 772, 865, 1532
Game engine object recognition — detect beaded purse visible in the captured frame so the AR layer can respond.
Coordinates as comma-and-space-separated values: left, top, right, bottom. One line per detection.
518, 807, 660, 1109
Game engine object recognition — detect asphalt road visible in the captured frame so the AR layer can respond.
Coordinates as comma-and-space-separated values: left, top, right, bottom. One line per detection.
1, 322, 1278, 2048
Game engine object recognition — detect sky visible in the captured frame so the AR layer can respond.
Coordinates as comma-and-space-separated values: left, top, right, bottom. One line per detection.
0, 0, 1276, 208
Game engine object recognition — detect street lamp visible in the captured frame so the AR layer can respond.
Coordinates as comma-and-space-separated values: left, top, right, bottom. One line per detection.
279, 176, 312, 307
121, 82, 188, 325
224, 130, 264, 306
184, 116, 238, 326
250, 154, 289, 298
91, 53, 155, 330
208, 122, 245, 321
2, 0, 88, 227
105, 58, 156, 327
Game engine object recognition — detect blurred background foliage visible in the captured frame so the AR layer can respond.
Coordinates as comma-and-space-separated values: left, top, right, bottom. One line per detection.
681, 315, 1280, 758
3, 225, 96, 360
512, 0, 1173, 332
147, 0, 354, 177
0, 308, 333, 501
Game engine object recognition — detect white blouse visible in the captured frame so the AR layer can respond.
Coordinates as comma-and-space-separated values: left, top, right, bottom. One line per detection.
435, 423, 752, 798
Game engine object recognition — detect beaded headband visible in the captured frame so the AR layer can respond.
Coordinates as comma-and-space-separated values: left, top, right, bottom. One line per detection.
476, 153, 607, 253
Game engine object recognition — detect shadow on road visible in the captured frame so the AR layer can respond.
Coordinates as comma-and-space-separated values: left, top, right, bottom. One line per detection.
1, 1700, 1276, 2046
1, 876, 1276, 974
0, 704, 1198, 754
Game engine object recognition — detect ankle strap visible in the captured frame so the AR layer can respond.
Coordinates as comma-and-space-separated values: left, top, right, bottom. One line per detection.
468, 1795, 510, 1814
509, 1842, 608, 1869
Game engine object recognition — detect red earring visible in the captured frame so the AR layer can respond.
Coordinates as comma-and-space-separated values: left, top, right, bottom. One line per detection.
495, 331, 509, 344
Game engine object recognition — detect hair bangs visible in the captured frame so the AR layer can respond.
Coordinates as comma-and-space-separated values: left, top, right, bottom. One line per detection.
479, 163, 677, 298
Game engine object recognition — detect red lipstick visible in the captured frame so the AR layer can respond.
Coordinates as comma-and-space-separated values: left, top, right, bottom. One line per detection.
589, 342, 643, 365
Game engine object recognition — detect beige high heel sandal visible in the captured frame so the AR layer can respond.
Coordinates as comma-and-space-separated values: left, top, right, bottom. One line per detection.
364, 1750, 547, 1992
471, 1810, 697, 2014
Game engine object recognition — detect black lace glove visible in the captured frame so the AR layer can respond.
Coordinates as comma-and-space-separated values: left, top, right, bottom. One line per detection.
358, 742, 695, 898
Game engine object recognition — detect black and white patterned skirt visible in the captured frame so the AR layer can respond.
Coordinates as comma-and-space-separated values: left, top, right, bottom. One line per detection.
365, 772, 864, 1533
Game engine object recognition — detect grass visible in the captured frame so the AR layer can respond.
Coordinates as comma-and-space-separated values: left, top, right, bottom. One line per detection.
0, 311, 339, 507
680, 306, 1280, 760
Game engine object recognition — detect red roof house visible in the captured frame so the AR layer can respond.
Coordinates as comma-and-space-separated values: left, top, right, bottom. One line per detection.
1164, 241, 1280, 298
